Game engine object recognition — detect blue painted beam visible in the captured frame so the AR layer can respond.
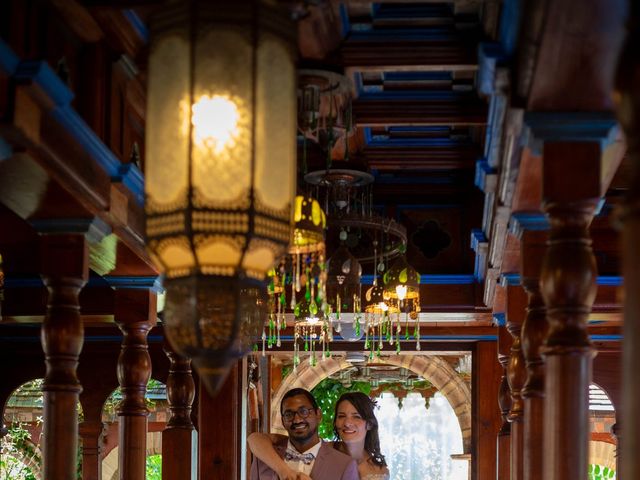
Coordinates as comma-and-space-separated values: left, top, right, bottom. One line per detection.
522, 112, 619, 155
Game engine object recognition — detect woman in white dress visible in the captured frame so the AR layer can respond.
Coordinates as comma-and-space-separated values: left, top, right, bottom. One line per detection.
332, 392, 389, 480
248, 391, 389, 480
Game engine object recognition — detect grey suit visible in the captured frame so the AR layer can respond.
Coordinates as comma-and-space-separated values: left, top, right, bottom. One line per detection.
250, 438, 359, 480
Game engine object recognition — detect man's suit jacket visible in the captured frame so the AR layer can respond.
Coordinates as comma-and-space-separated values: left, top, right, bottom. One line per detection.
249, 438, 359, 480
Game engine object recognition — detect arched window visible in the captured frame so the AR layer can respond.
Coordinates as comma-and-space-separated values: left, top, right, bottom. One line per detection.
377, 391, 467, 480
589, 383, 616, 480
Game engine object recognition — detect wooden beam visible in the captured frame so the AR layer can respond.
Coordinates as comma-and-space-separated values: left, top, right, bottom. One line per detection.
353, 97, 487, 126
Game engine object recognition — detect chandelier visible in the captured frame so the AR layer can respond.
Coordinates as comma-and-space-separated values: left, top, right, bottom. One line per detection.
263, 195, 332, 369
144, 0, 297, 395
383, 249, 422, 351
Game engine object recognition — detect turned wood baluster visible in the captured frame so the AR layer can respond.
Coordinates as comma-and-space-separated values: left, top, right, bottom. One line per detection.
540, 153, 599, 480
615, 3, 640, 479
497, 325, 512, 480
520, 231, 548, 480
162, 345, 197, 479
506, 307, 526, 480
115, 289, 156, 480
40, 234, 88, 480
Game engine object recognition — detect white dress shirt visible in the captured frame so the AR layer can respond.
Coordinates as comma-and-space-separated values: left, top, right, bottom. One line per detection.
284, 440, 323, 476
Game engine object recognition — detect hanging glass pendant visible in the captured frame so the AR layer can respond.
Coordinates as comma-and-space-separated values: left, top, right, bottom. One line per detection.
383, 248, 421, 349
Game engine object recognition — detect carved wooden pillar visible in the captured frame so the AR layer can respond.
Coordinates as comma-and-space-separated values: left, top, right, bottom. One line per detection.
199, 361, 241, 480
40, 233, 88, 480
615, 4, 640, 479
497, 325, 512, 480
472, 341, 501, 480
520, 229, 548, 480
162, 343, 197, 480
505, 282, 527, 480
114, 287, 157, 480
79, 420, 107, 480
539, 142, 600, 480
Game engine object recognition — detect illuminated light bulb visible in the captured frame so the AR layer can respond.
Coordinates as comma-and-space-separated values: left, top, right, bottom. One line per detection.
378, 302, 389, 312
396, 284, 407, 301
306, 316, 320, 325
191, 95, 239, 152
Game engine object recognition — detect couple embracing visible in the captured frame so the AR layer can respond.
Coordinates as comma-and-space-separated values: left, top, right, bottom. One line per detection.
249, 388, 389, 480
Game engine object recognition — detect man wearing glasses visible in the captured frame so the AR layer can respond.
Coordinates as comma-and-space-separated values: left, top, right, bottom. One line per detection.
250, 388, 358, 480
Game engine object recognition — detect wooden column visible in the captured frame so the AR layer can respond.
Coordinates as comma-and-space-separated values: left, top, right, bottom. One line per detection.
540, 142, 600, 480
162, 344, 197, 480
40, 233, 88, 480
199, 361, 241, 480
472, 341, 502, 480
497, 325, 512, 480
615, 5, 640, 478
114, 287, 157, 480
520, 230, 548, 480
506, 284, 527, 480
79, 420, 107, 480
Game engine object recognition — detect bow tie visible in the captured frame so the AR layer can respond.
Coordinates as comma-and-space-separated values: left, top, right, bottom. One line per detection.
284, 448, 315, 465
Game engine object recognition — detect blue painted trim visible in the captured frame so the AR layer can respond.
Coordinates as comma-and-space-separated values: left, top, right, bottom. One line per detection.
0, 39, 20, 75
498, 0, 521, 57
339, 2, 351, 36
523, 112, 619, 155
0, 137, 13, 161
348, 30, 461, 42
4, 277, 44, 288
372, 175, 456, 186
384, 72, 452, 82
7, 51, 145, 206
358, 91, 475, 101
104, 275, 164, 293
500, 273, 521, 287
590, 335, 622, 342
14, 60, 75, 105
477, 42, 506, 96
123, 9, 149, 43
508, 212, 550, 238
597, 276, 623, 286
493, 313, 506, 327
361, 274, 475, 285
0, 334, 164, 343
475, 159, 496, 190
470, 229, 488, 252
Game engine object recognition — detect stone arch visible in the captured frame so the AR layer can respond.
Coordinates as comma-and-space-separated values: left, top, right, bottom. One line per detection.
589, 440, 616, 471
270, 354, 472, 453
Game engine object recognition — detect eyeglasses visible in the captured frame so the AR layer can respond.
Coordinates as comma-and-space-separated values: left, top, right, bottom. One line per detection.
282, 407, 314, 422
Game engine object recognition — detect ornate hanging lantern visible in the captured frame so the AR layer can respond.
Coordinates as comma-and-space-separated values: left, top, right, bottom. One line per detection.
264, 195, 330, 365
326, 242, 362, 338
145, 0, 297, 395
383, 249, 422, 350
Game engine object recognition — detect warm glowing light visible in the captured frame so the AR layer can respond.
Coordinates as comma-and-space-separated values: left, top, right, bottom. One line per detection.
396, 284, 407, 301
378, 301, 389, 312
306, 316, 320, 325
191, 95, 239, 152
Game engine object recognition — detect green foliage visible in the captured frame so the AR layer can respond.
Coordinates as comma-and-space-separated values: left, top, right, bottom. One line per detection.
0, 424, 40, 480
311, 379, 371, 440
146, 454, 162, 480
588, 464, 616, 479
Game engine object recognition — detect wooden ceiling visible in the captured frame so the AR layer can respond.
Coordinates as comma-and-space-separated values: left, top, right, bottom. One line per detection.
0, 0, 625, 334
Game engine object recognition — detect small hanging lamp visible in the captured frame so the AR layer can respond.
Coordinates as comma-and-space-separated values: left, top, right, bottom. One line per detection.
383, 246, 422, 350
